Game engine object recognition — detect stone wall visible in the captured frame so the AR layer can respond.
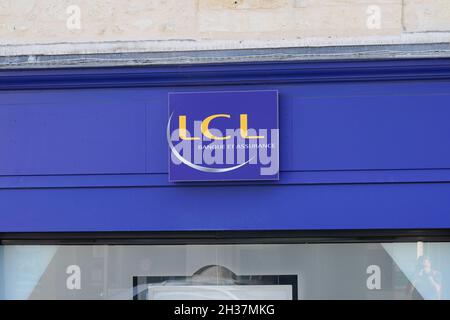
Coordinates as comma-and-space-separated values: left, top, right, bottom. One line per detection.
0, 0, 449, 55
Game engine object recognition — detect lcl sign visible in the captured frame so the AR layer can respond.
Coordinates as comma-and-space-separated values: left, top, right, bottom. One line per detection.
167, 90, 279, 182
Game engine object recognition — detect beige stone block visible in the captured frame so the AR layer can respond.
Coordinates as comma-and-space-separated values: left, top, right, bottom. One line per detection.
0, 0, 449, 52
0, 0, 198, 44
200, 0, 290, 10
403, 0, 450, 32
198, 0, 403, 40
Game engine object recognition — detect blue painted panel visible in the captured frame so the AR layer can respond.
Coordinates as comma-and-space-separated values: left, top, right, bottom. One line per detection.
0, 183, 450, 232
2, 81, 450, 176
289, 93, 450, 170
0, 92, 147, 175
1, 59, 450, 232
3, 169, 450, 189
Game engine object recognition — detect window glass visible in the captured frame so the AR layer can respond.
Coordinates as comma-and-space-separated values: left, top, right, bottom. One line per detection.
0, 242, 448, 300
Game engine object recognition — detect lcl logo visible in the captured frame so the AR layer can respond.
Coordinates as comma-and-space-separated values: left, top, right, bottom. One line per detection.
177, 113, 264, 141
167, 90, 279, 181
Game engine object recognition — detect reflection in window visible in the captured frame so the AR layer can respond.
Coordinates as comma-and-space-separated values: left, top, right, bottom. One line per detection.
0, 242, 449, 300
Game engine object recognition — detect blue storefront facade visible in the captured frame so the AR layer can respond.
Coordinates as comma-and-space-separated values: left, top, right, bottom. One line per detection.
1, 58, 450, 299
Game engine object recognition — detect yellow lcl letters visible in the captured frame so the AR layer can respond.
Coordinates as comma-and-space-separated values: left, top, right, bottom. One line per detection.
201, 114, 231, 140
178, 115, 199, 140
239, 114, 264, 139
178, 113, 264, 140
